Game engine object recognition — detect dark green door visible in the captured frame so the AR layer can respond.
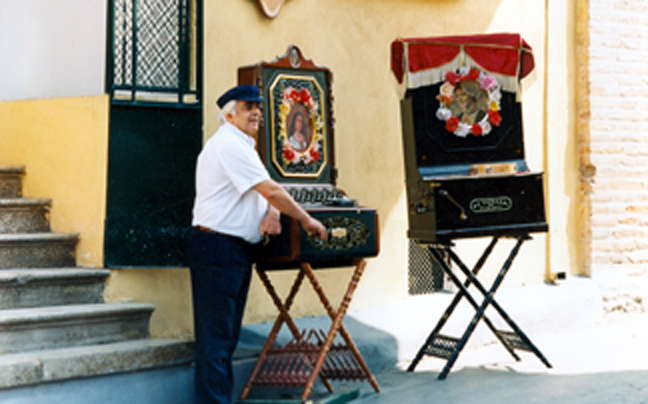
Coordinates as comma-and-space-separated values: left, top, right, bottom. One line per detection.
105, 0, 202, 267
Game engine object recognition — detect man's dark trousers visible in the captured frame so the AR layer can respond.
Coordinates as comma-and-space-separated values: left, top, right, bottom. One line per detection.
188, 228, 255, 404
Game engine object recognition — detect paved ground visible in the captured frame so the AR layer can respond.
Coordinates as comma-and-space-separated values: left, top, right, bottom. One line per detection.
343, 269, 648, 404
345, 310, 647, 404
239, 270, 647, 404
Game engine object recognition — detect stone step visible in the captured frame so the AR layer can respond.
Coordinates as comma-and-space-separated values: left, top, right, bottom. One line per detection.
0, 166, 25, 198
0, 303, 154, 354
0, 338, 194, 390
0, 268, 110, 309
0, 198, 52, 234
0, 233, 79, 269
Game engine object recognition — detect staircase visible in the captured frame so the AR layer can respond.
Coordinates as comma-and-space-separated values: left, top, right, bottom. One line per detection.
0, 166, 194, 403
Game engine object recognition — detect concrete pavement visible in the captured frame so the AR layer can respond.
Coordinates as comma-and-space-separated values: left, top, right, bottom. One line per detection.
236, 272, 648, 404
347, 310, 648, 404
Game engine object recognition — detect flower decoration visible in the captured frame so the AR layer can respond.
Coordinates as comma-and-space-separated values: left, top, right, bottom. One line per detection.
435, 67, 502, 137
283, 87, 317, 113
278, 86, 323, 167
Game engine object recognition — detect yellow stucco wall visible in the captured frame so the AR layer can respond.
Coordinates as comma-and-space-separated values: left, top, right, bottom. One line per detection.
0, 96, 196, 339
204, 0, 557, 323
105, 267, 195, 340
0, 95, 109, 267
1, 0, 580, 340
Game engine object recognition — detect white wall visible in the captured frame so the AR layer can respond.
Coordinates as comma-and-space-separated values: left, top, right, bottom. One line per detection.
0, 0, 107, 101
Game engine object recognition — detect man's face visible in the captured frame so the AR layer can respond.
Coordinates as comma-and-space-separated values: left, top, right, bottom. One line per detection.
227, 100, 262, 136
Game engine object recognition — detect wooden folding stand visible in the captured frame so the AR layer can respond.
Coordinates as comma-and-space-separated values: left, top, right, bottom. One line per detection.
239, 259, 380, 403
407, 234, 552, 379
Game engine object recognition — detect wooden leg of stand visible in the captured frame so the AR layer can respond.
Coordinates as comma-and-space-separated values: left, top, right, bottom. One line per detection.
300, 260, 380, 402
239, 267, 307, 400
304, 260, 380, 393
255, 267, 305, 339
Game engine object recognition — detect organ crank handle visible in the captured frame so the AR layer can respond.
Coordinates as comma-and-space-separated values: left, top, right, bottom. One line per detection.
439, 189, 468, 220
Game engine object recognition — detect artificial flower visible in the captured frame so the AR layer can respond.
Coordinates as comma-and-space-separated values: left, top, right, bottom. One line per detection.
491, 88, 502, 103
480, 121, 492, 134
283, 147, 296, 161
436, 95, 453, 104
480, 74, 498, 91
445, 71, 459, 85
288, 88, 300, 103
436, 107, 452, 121
440, 82, 454, 97
299, 88, 311, 104
445, 116, 459, 132
455, 123, 470, 137
488, 110, 502, 126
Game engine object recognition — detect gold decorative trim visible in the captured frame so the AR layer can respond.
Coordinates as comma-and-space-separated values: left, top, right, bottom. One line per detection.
308, 216, 370, 251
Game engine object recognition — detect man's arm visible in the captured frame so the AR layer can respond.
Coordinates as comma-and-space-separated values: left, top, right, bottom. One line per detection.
254, 179, 327, 240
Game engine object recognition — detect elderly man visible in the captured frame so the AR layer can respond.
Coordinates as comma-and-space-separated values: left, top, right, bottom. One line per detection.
188, 84, 327, 404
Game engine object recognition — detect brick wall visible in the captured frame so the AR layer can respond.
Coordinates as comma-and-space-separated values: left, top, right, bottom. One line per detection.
588, 0, 648, 270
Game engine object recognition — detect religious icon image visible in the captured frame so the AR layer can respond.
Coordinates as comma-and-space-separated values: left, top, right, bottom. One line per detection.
268, 74, 328, 178
450, 80, 489, 125
435, 67, 503, 138
286, 103, 312, 152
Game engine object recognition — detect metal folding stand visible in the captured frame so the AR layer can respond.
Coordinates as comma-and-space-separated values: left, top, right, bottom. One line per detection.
407, 234, 552, 379
239, 259, 380, 403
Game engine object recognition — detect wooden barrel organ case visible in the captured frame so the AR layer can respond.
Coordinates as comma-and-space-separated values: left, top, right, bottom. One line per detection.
391, 33, 552, 380
237, 45, 381, 402
239, 45, 380, 269
392, 34, 548, 243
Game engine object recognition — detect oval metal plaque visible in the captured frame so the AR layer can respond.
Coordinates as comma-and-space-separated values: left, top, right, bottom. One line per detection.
469, 196, 513, 213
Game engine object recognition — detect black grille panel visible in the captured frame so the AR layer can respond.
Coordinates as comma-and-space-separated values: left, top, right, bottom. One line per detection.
408, 240, 445, 295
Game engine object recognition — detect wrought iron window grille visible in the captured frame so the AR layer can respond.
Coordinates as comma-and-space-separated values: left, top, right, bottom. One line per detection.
108, 0, 201, 107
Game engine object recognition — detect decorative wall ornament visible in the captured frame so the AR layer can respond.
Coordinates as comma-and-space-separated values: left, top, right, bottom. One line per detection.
256, 0, 287, 19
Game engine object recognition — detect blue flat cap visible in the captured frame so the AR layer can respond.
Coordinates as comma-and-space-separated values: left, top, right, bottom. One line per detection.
216, 84, 264, 108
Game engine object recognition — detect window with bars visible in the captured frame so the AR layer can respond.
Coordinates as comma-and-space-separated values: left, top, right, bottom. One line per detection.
109, 0, 200, 106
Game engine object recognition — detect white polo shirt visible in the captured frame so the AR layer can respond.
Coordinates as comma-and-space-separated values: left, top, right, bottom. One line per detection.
192, 122, 270, 244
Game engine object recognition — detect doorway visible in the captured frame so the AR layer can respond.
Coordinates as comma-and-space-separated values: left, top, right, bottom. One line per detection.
105, 0, 203, 267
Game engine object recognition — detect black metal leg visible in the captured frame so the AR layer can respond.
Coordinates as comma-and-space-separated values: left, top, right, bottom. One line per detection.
446, 238, 553, 370
438, 236, 525, 379
408, 237, 519, 373
433, 241, 522, 362
408, 234, 552, 380
449, 235, 552, 368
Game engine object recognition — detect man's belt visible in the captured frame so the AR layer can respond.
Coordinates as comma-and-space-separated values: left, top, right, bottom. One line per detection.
194, 226, 252, 247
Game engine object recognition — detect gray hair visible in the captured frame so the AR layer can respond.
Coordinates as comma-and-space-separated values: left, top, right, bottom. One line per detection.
218, 100, 237, 124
